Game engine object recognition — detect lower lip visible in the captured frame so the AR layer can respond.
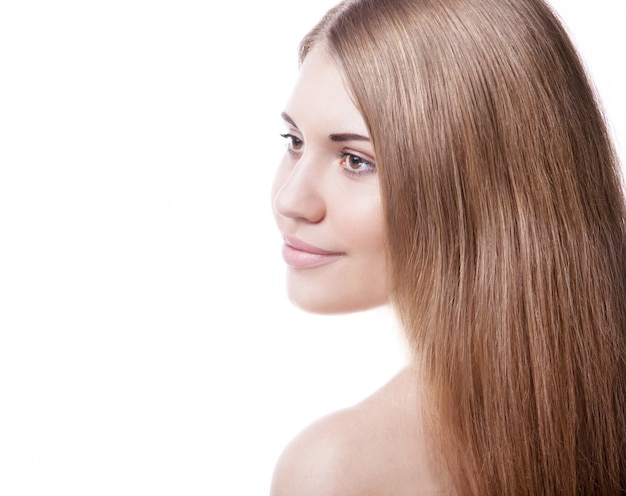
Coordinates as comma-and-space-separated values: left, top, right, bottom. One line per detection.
281, 243, 344, 269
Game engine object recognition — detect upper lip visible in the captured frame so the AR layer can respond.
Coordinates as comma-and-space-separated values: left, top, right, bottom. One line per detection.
283, 236, 344, 256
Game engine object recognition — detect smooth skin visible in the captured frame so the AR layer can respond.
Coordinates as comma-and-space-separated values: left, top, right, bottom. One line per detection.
270, 366, 453, 495
271, 47, 453, 495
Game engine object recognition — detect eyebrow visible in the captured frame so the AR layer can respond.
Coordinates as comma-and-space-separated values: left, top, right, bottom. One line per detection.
281, 112, 298, 128
329, 133, 370, 142
281, 112, 370, 143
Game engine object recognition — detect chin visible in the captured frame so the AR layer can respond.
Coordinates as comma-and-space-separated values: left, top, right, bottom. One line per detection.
287, 279, 387, 315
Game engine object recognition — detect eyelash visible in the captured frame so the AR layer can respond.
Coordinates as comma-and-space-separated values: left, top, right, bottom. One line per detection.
339, 151, 376, 178
280, 133, 303, 156
279, 133, 376, 177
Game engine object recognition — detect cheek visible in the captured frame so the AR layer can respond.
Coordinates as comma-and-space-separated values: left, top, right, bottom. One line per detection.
355, 207, 388, 306
344, 191, 386, 255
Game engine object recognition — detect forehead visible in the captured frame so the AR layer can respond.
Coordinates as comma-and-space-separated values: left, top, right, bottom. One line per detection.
284, 47, 368, 136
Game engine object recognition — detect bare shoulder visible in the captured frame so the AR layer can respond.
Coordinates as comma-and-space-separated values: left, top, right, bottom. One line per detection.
269, 405, 374, 496
269, 367, 453, 496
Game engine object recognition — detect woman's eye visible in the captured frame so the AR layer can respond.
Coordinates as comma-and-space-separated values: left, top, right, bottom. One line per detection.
280, 133, 304, 154
340, 152, 376, 176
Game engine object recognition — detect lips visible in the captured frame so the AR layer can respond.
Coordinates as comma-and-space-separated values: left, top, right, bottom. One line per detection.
281, 236, 345, 268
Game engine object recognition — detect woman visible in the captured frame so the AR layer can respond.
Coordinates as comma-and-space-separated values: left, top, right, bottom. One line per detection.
271, 0, 626, 494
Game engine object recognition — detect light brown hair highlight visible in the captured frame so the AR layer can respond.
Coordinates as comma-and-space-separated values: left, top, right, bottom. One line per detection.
300, 0, 626, 494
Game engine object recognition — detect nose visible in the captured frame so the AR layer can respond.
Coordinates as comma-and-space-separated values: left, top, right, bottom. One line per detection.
272, 153, 326, 224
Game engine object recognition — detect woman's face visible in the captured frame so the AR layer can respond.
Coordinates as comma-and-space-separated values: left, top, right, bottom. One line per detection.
272, 47, 388, 314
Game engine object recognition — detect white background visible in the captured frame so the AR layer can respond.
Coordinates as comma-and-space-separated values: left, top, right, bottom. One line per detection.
0, 1, 624, 494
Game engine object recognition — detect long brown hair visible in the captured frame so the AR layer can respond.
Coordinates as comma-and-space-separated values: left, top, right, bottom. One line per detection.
300, 0, 626, 494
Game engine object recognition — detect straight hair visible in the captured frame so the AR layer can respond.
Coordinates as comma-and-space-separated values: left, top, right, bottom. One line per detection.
300, 0, 626, 494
